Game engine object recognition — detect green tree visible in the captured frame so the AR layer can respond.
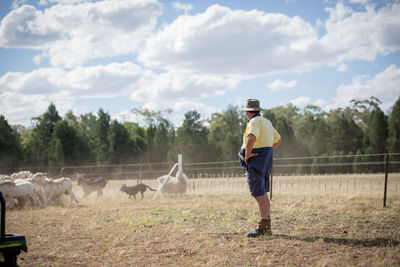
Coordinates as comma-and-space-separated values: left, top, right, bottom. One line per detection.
274, 117, 297, 157
208, 106, 245, 161
262, 109, 277, 126
25, 103, 61, 166
48, 135, 64, 171
176, 111, 211, 163
292, 105, 327, 157
350, 96, 382, 126
123, 121, 146, 157
0, 115, 23, 170
107, 120, 135, 164
309, 119, 330, 157
388, 97, 400, 153
132, 108, 175, 162
270, 103, 300, 123
153, 122, 173, 162
327, 110, 363, 154
52, 120, 92, 166
95, 109, 111, 163
365, 107, 388, 154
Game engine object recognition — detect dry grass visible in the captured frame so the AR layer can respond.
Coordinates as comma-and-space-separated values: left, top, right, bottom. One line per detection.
6, 179, 400, 266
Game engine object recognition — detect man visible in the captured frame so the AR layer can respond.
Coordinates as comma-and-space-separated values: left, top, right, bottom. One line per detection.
239, 99, 281, 237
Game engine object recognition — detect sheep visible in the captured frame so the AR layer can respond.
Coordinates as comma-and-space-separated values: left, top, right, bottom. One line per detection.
157, 171, 188, 195
0, 180, 41, 209
0, 175, 10, 181
14, 172, 48, 208
30, 173, 79, 207
10, 171, 33, 179
43, 177, 79, 207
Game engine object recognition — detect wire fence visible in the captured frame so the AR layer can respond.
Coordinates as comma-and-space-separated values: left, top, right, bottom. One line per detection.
182, 153, 400, 177
3, 153, 400, 197
185, 172, 400, 195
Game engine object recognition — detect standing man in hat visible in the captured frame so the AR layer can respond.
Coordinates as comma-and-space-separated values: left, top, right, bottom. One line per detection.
239, 99, 281, 237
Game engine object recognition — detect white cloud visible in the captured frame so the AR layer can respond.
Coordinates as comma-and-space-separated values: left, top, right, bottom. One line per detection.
0, 0, 162, 68
321, 2, 400, 64
268, 79, 297, 92
172, 2, 193, 14
314, 99, 327, 107
139, 3, 400, 76
0, 62, 144, 125
290, 96, 311, 107
349, 0, 370, 5
113, 109, 144, 125
38, 0, 90, 5
333, 64, 400, 111
139, 4, 319, 76
131, 70, 239, 102
12, 0, 29, 9
0, 63, 239, 125
2, 1, 400, 74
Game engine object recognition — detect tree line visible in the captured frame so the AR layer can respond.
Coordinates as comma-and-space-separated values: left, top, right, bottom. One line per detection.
0, 96, 399, 175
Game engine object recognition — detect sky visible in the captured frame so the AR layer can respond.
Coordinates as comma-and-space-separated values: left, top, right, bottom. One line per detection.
0, 0, 399, 127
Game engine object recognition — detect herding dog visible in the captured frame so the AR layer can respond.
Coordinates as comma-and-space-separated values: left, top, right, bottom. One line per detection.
119, 184, 156, 200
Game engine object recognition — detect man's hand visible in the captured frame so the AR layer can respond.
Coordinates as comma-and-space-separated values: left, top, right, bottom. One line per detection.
245, 134, 257, 164
272, 139, 281, 150
245, 151, 258, 164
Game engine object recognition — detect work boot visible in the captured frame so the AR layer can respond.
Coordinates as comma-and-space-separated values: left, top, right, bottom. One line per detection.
246, 218, 272, 238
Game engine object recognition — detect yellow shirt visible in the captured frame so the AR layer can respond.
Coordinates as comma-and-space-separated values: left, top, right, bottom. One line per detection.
241, 115, 281, 149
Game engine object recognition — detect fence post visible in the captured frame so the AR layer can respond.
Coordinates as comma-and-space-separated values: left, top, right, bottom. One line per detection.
270, 167, 273, 200
291, 174, 294, 190
383, 153, 389, 208
370, 173, 372, 193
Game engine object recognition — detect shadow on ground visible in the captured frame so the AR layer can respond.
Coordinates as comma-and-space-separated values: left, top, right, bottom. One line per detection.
274, 234, 400, 247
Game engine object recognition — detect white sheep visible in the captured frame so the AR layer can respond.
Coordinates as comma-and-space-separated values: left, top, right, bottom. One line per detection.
14, 172, 48, 207
0, 175, 10, 181
157, 171, 188, 195
0, 180, 41, 208
38, 176, 79, 207
10, 171, 33, 179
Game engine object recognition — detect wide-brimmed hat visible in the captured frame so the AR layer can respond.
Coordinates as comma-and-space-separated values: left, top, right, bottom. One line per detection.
240, 99, 263, 111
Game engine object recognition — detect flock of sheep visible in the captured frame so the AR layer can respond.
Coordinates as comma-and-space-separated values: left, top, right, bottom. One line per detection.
0, 171, 79, 209
0, 169, 189, 209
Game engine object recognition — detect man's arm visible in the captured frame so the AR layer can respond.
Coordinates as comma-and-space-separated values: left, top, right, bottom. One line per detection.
272, 139, 281, 150
245, 134, 258, 164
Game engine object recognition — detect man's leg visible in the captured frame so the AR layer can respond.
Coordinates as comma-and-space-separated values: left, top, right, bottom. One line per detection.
255, 194, 270, 220
246, 168, 272, 237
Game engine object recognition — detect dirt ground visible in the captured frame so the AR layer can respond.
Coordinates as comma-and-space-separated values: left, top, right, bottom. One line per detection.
5, 179, 400, 266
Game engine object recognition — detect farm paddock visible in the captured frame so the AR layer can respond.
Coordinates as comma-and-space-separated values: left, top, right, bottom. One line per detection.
6, 178, 400, 266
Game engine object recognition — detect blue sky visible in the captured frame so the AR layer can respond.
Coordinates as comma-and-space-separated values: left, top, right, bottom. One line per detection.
0, 0, 399, 127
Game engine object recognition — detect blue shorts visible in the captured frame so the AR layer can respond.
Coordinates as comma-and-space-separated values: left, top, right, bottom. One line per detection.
246, 167, 270, 197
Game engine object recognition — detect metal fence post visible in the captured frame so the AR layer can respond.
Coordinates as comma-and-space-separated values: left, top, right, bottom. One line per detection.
384, 153, 389, 208
270, 167, 273, 200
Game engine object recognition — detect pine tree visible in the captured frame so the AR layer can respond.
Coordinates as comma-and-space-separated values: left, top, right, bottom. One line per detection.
26, 103, 61, 166
366, 107, 388, 153
388, 97, 400, 153
388, 97, 400, 172
48, 135, 64, 171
